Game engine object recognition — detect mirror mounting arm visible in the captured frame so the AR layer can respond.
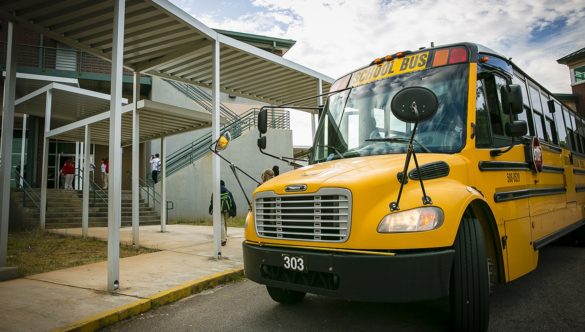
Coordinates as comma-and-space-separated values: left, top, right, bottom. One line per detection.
389, 102, 433, 212
208, 139, 260, 210
489, 136, 515, 157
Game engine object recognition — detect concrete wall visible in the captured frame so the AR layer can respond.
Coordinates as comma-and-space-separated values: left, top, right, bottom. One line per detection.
161, 128, 294, 220
150, 77, 206, 112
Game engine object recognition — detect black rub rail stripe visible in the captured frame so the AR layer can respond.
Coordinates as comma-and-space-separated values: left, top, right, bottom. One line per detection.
542, 165, 564, 174
533, 219, 585, 250
478, 161, 530, 171
541, 143, 562, 153
573, 168, 585, 176
576, 186, 585, 193
494, 187, 567, 203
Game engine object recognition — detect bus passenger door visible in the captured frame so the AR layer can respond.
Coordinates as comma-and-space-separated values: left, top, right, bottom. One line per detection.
473, 74, 536, 281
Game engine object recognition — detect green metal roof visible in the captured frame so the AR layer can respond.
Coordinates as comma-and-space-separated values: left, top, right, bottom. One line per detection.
214, 29, 296, 54
557, 46, 585, 64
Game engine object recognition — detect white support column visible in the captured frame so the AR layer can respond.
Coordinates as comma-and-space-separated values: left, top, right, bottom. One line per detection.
19, 115, 27, 187
107, 0, 125, 292
40, 91, 52, 230
160, 136, 166, 232
0, 21, 17, 266
75, 142, 80, 190
82, 125, 91, 238
211, 39, 221, 259
132, 72, 140, 247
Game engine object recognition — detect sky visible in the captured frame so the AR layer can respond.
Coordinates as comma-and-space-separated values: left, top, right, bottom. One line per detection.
170, 0, 585, 145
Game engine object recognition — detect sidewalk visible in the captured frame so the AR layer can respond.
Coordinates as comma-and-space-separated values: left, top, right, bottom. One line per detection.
0, 225, 245, 332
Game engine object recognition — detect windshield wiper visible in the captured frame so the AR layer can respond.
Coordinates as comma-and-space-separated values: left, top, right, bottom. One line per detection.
365, 137, 431, 153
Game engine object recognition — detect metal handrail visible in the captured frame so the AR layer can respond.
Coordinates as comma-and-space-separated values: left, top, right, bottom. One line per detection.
165, 79, 239, 121
139, 178, 161, 207
13, 169, 40, 210
76, 168, 108, 206
165, 108, 289, 176
0, 41, 133, 76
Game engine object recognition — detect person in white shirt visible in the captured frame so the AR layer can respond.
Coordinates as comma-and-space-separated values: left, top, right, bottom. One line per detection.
150, 153, 161, 184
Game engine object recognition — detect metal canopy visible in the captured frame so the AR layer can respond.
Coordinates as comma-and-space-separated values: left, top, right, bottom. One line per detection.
0, 0, 334, 108
15, 83, 213, 145
15, 82, 124, 122
47, 99, 214, 146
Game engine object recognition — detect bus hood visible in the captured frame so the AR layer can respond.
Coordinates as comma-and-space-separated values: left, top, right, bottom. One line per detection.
256, 154, 461, 195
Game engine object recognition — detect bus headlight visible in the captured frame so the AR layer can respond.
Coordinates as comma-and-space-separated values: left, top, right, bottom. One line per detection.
377, 207, 444, 233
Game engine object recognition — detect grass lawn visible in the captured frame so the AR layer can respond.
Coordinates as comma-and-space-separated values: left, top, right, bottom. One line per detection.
7, 229, 157, 276
169, 216, 245, 228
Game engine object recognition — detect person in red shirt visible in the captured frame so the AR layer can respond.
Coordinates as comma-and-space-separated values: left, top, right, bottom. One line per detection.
60, 159, 75, 190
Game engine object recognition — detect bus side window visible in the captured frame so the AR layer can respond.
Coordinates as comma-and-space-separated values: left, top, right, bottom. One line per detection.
475, 79, 492, 147
479, 75, 514, 148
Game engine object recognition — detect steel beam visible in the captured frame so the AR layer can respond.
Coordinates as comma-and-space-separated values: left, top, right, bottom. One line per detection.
160, 136, 166, 233
0, 21, 16, 266
212, 38, 221, 259
82, 125, 90, 238
107, 0, 125, 292
40, 90, 52, 230
132, 72, 140, 246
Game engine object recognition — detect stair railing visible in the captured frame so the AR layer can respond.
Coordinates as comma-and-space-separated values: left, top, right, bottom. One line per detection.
13, 169, 40, 211
165, 108, 289, 177
76, 168, 108, 207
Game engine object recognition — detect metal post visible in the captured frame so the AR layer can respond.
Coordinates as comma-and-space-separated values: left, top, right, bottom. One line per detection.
75, 142, 80, 190
160, 136, 166, 232
19, 115, 27, 187
0, 21, 17, 266
211, 38, 221, 258
132, 71, 140, 247
40, 90, 52, 230
82, 125, 90, 238
107, 0, 125, 292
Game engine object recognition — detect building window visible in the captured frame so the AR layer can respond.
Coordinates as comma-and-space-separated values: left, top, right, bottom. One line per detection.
575, 65, 585, 84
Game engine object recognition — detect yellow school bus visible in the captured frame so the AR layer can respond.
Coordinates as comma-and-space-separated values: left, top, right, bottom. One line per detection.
242, 42, 585, 331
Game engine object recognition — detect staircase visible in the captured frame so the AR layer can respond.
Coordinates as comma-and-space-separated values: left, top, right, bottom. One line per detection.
14, 188, 161, 229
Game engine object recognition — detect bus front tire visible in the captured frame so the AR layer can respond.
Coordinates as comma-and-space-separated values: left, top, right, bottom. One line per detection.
266, 286, 306, 304
450, 216, 490, 332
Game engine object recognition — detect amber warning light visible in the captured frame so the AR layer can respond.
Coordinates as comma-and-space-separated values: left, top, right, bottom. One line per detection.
371, 47, 468, 67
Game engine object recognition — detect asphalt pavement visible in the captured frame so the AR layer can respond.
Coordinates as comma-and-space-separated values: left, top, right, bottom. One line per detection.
105, 242, 585, 332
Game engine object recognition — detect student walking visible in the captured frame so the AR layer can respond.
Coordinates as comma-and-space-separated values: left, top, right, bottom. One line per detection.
209, 180, 237, 246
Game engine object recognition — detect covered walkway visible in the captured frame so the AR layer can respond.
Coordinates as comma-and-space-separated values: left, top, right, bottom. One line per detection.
0, 0, 334, 292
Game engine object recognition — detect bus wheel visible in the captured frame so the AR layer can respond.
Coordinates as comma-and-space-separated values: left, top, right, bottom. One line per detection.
571, 225, 585, 246
266, 286, 306, 304
450, 216, 490, 332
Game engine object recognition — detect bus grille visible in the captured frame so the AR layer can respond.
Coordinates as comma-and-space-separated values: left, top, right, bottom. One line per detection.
254, 188, 351, 242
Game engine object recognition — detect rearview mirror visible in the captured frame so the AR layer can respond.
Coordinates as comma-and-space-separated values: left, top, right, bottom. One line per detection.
500, 84, 523, 115
505, 120, 527, 137
390, 87, 438, 123
258, 109, 268, 134
257, 136, 266, 150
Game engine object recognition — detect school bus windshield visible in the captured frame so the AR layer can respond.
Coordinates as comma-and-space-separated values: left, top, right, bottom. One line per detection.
311, 63, 469, 164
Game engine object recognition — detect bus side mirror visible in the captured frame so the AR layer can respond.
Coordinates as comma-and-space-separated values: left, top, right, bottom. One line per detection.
390, 87, 438, 123
257, 136, 266, 150
505, 120, 527, 137
258, 109, 268, 134
500, 84, 523, 115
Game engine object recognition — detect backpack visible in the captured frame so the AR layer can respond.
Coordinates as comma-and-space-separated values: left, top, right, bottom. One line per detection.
220, 192, 232, 213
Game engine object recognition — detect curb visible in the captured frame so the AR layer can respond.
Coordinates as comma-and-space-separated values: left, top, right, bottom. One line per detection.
54, 268, 244, 332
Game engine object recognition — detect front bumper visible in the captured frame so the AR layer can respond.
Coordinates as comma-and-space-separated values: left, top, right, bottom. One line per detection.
243, 242, 454, 303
